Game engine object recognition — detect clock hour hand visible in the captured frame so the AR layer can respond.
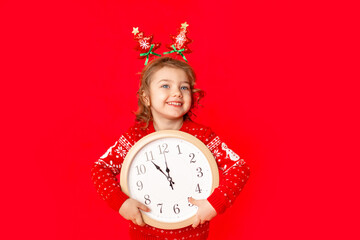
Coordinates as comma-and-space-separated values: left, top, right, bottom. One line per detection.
151, 161, 168, 178
151, 160, 175, 190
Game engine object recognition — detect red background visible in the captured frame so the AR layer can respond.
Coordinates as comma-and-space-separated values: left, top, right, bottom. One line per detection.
1, 0, 359, 239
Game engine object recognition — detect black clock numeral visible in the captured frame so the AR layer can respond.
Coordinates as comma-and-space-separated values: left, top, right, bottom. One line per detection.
136, 180, 143, 191
196, 167, 203, 177
173, 204, 180, 214
176, 144, 182, 155
145, 151, 154, 161
144, 194, 151, 205
136, 164, 146, 175
158, 143, 169, 154
157, 203, 163, 213
189, 153, 196, 163
195, 183, 202, 194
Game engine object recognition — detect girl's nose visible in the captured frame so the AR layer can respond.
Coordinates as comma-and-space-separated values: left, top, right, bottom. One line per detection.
172, 87, 183, 98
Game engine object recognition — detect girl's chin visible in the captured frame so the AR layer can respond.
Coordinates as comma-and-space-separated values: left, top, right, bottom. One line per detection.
162, 113, 187, 121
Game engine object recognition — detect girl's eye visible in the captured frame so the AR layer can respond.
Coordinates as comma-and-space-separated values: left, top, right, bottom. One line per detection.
161, 84, 170, 88
181, 86, 189, 90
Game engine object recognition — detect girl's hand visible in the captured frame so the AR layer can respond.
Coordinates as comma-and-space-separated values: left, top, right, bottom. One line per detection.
119, 198, 150, 226
188, 197, 217, 228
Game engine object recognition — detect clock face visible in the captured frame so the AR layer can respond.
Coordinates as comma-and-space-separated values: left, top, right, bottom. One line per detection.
120, 130, 219, 229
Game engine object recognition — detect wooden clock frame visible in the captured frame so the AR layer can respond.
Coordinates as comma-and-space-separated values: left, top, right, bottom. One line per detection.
120, 130, 219, 229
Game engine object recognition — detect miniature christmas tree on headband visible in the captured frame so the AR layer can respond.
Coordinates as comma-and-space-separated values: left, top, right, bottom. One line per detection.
163, 22, 192, 62
132, 27, 161, 65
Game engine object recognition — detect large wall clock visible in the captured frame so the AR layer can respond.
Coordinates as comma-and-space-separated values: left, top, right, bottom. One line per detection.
120, 130, 219, 229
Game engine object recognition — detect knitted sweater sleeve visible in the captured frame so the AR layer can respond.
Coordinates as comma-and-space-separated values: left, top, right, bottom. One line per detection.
205, 129, 250, 215
91, 133, 134, 212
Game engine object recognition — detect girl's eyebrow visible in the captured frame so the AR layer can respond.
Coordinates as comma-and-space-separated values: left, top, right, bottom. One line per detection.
157, 79, 171, 83
157, 79, 190, 84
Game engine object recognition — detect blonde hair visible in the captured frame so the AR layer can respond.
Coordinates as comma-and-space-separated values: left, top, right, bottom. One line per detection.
134, 57, 204, 128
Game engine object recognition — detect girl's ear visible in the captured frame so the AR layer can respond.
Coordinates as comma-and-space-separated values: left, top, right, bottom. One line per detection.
141, 91, 150, 106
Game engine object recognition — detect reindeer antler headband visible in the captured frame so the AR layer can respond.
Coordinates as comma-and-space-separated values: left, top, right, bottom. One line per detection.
132, 22, 192, 65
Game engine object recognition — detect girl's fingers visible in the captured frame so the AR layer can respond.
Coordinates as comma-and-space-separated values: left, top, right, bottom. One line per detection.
192, 217, 201, 228
200, 219, 206, 224
138, 203, 150, 212
188, 197, 197, 206
135, 215, 145, 226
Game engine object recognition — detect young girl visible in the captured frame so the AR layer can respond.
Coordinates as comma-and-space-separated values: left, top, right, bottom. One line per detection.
91, 57, 250, 240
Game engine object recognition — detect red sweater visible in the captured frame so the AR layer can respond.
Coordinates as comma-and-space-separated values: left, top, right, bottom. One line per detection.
91, 120, 250, 240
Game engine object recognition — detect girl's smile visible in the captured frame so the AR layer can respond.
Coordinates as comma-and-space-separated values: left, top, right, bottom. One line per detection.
167, 101, 183, 106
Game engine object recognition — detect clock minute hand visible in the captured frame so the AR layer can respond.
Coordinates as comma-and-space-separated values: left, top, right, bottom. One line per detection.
163, 153, 175, 186
164, 154, 170, 175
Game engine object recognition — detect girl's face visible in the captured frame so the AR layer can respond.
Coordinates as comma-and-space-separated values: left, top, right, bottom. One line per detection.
145, 66, 192, 123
